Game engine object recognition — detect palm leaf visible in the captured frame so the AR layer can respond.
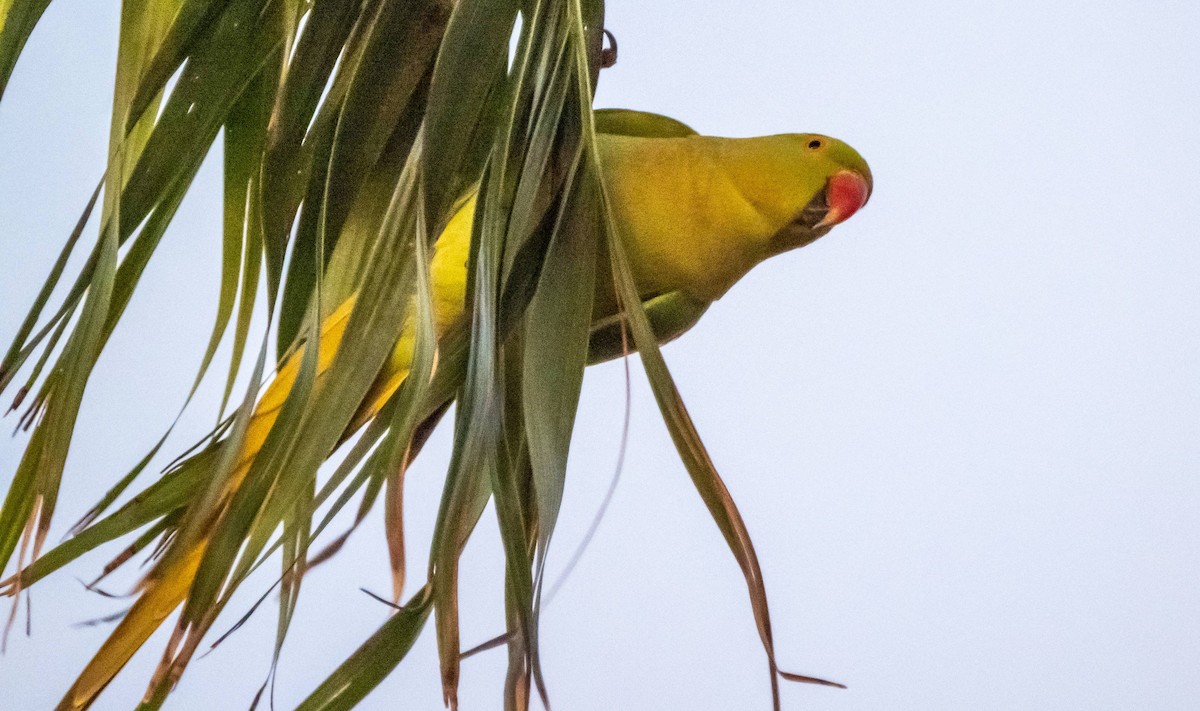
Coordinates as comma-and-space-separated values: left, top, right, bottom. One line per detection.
0, 0, 831, 707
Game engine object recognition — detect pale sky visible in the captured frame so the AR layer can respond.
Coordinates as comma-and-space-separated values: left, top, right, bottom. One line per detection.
1, 1, 1198, 709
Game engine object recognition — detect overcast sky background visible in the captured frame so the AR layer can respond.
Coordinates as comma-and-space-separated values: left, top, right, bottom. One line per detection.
2, 1, 1199, 709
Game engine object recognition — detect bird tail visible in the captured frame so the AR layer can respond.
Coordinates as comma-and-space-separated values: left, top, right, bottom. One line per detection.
57, 295, 413, 709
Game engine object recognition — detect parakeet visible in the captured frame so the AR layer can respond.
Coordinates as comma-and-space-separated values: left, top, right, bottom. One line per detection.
56, 109, 871, 708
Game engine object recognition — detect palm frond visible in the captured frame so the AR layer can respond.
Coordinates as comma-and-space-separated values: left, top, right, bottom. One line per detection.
0, 0, 822, 707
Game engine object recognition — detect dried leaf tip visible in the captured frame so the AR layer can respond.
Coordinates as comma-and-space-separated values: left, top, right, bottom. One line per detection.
7, 386, 28, 413
779, 669, 848, 689
600, 30, 618, 69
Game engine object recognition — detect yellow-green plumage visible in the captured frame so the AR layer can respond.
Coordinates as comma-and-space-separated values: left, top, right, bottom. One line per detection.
601, 131, 869, 301
58, 111, 870, 709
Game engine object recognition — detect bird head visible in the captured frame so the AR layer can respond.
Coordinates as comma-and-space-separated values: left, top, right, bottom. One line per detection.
735, 133, 872, 253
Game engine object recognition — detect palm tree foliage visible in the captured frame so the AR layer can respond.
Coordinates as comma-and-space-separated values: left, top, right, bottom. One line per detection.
0, 0, 826, 707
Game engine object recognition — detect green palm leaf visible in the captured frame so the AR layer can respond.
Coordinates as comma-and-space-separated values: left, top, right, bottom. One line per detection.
0, 0, 834, 707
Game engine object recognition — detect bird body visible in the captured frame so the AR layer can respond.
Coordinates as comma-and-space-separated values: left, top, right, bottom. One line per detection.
57, 110, 871, 709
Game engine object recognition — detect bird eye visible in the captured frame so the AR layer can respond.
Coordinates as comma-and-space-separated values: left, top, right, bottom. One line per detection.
807, 139, 823, 150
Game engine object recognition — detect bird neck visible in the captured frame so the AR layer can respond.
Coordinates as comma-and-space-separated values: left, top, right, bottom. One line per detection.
598, 135, 785, 302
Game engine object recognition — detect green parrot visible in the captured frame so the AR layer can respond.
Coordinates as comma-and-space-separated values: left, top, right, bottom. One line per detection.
56, 109, 872, 709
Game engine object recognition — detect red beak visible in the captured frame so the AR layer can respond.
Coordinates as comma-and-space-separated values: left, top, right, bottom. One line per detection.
814, 170, 871, 229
